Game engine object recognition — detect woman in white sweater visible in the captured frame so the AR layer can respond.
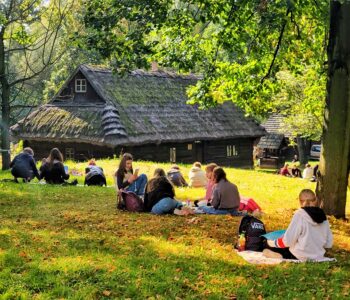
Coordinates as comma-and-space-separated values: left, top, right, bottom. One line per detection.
264, 189, 333, 261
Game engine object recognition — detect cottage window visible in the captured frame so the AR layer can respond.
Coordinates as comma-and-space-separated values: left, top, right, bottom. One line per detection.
75, 79, 87, 93
227, 145, 238, 157
187, 144, 193, 150
65, 148, 75, 160
170, 148, 176, 163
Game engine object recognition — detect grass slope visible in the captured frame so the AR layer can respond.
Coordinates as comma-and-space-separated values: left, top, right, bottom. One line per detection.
0, 159, 349, 299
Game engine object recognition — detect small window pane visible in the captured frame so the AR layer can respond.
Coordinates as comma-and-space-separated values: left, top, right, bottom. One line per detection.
187, 144, 192, 150
75, 79, 87, 93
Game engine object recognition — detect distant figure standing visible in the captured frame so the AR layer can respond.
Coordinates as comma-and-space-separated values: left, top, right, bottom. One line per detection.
167, 165, 188, 187
84, 159, 107, 186
188, 162, 207, 188
292, 154, 299, 163
10, 147, 40, 182
40, 148, 72, 184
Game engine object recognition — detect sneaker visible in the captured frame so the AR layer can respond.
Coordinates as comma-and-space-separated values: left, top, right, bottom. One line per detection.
262, 249, 283, 259
71, 179, 78, 186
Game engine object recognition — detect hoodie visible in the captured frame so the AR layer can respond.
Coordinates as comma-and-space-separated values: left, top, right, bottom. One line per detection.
188, 166, 207, 188
274, 208, 333, 261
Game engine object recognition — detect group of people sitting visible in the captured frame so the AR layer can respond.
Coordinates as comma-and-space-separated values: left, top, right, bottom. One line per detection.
280, 163, 319, 181
10, 147, 106, 186
10, 149, 333, 262
115, 153, 261, 216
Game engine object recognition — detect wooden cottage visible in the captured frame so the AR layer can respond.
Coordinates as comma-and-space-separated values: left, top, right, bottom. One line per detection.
11, 65, 266, 168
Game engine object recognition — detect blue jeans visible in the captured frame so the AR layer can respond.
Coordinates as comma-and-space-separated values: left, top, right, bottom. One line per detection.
126, 174, 147, 196
151, 197, 183, 215
200, 206, 243, 216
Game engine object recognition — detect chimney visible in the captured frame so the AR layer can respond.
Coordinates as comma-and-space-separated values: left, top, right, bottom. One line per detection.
151, 61, 158, 72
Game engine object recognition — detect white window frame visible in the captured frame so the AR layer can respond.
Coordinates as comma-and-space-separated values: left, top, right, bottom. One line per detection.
65, 148, 75, 160
170, 147, 176, 163
75, 79, 87, 93
227, 145, 238, 157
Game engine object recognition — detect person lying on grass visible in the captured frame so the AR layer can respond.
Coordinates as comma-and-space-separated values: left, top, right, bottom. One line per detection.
10, 147, 40, 183
167, 165, 188, 187
198, 167, 241, 215
115, 153, 147, 197
263, 189, 333, 261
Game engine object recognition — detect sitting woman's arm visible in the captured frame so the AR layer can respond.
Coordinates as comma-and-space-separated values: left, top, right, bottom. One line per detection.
267, 214, 302, 248
116, 173, 130, 190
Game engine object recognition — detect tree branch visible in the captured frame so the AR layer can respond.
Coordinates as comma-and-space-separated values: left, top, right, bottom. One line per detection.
260, 9, 291, 84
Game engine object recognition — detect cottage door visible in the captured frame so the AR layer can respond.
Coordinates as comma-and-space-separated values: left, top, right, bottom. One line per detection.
193, 141, 203, 163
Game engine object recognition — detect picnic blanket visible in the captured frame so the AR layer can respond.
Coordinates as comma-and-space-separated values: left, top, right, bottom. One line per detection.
236, 250, 336, 265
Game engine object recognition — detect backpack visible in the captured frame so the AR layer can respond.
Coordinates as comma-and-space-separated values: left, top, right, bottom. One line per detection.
117, 190, 144, 212
238, 215, 266, 251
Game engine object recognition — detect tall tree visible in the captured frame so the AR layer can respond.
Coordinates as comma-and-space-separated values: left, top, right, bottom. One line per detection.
316, 1, 350, 218
82, 0, 349, 217
0, 0, 73, 169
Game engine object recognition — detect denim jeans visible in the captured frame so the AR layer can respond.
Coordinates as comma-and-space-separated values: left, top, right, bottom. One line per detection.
126, 174, 148, 196
151, 197, 183, 215
200, 206, 243, 216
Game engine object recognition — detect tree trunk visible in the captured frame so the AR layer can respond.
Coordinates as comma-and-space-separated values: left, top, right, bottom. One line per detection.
316, 2, 350, 218
0, 30, 11, 170
296, 137, 308, 165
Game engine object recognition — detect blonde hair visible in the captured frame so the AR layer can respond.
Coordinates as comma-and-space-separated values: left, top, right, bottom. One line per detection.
299, 189, 318, 207
205, 163, 217, 173
193, 161, 202, 168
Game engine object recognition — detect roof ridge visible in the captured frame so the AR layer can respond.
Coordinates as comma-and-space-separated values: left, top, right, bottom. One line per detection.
81, 64, 201, 80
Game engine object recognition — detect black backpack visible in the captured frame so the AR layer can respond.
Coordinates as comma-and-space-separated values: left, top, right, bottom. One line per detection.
238, 215, 266, 251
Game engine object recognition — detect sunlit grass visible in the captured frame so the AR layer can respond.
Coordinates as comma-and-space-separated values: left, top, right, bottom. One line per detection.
0, 158, 349, 298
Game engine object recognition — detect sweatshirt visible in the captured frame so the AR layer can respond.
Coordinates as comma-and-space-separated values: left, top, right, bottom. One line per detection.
273, 207, 333, 261
188, 167, 207, 188
211, 179, 240, 210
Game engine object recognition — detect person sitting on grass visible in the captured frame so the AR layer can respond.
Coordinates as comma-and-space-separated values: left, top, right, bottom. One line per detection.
302, 164, 314, 180
167, 165, 188, 187
84, 159, 107, 186
40, 148, 77, 185
291, 164, 302, 178
10, 147, 40, 183
280, 163, 291, 176
143, 168, 183, 214
194, 162, 218, 207
199, 167, 241, 215
115, 153, 147, 197
188, 162, 207, 188
263, 189, 333, 261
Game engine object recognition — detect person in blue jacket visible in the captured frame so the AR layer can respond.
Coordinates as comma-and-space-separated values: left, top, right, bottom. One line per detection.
10, 147, 40, 182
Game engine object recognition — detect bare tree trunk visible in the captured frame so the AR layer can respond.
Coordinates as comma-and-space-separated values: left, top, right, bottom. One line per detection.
0, 30, 11, 170
316, 1, 350, 218
296, 137, 309, 165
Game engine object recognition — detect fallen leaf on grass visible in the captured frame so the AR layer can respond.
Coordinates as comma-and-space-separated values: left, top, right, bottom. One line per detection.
102, 290, 111, 296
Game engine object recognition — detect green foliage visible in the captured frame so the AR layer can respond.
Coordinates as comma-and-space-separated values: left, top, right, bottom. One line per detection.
82, 0, 329, 119
271, 68, 326, 140
0, 159, 349, 298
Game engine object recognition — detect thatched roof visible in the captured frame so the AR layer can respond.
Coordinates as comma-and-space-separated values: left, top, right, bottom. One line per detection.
11, 65, 266, 146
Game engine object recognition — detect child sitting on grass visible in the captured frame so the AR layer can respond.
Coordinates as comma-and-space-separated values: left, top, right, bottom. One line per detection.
263, 189, 333, 261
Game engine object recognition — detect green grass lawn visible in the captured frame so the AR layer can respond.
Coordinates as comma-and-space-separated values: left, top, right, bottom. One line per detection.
0, 159, 349, 299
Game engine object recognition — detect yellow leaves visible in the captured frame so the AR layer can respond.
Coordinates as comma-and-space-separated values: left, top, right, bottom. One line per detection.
102, 290, 111, 297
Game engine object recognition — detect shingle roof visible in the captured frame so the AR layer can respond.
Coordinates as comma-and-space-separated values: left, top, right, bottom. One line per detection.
261, 114, 291, 137
11, 65, 266, 146
257, 133, 284, 149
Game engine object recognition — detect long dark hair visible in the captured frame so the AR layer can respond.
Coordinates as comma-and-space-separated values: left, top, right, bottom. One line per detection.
213, 167, 227, 183
116, 153, 133, 177
47, 148, 63, 169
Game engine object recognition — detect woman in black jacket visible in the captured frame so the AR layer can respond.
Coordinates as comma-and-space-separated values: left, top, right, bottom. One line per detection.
40, 148, 75, 184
